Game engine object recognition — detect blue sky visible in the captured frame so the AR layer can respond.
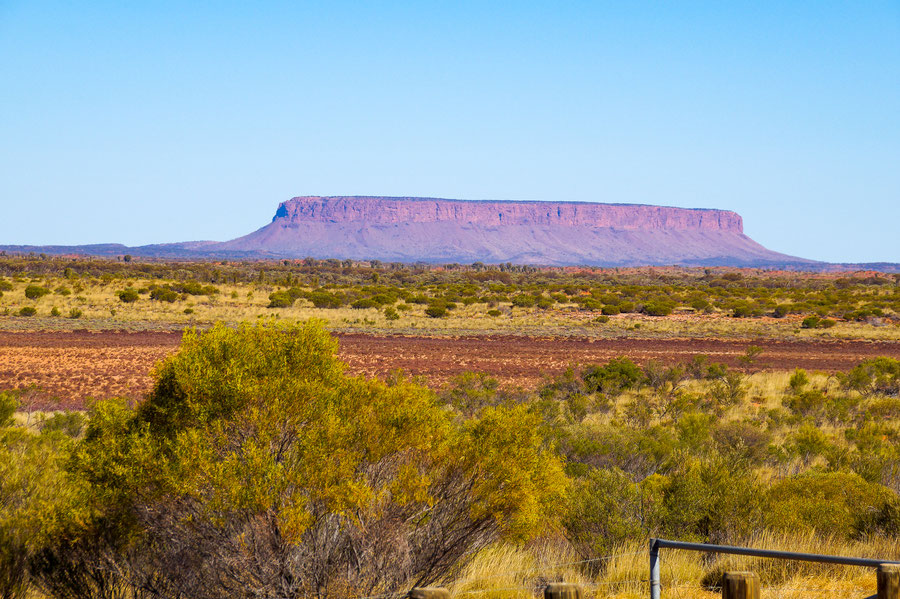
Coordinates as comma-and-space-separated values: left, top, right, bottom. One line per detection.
1, 1, 898, 263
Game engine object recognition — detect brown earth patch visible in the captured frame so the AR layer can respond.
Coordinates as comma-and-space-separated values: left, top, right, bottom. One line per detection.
1, 330, 898, 409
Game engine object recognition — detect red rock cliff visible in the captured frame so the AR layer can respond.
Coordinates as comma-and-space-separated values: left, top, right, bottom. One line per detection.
273, 196, 744, 232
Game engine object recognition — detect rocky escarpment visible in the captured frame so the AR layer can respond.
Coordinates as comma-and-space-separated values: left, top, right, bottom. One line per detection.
214, 196, 811, 267
270, 196, 744, 231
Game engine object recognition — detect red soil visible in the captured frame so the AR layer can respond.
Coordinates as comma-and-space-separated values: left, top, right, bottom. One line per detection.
1, 330, 897, 409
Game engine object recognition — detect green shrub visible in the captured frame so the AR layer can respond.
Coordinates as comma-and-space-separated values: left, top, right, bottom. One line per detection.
801, 315, 821, 329
117, 288, 139, 303
351, 298, 378, 310
267, 291, 294, 308
39, 411, 86, 437
601, 304, 620, 315
50, 307, 61, 317
68, 308, 83, 319
0, 280, 13, 292
24, 285, 50, 300
582, 358, 643, 395
487, 309, 502, 317
18, 306, 37, 317
68, 322, 566, 597
642, 298, 676, 317
511, 294, 536, 308
764, 471, 897, 539
841, 357, 900, 397
690, 298, 711, 312
183, 308, 194, 315
54, 286, 71, 296
149, 287, 179, 303
308, 291, 344, 309
425, 305, 448, 318
383, 307, 400, 320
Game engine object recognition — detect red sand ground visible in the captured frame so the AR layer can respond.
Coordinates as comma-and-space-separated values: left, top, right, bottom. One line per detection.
1, 330, 898, 409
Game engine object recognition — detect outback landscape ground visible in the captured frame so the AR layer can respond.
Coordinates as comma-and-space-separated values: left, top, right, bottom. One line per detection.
3, 255, 900, 599
2, 329, 899, 409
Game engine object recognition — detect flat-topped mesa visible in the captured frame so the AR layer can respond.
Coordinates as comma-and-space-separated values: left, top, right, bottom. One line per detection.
273, 196, 744, 233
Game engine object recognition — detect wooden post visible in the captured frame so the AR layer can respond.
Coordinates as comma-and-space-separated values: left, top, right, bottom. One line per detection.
878, 564, 900, 599
722, 572, 759, 599
409, 588, 450, 599
545, 583, 582, 599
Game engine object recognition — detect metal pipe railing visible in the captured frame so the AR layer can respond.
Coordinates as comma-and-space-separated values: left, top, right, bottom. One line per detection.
649, 537, 900, 599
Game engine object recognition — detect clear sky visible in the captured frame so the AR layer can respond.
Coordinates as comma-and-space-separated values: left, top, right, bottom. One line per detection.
1, 1, 898, 263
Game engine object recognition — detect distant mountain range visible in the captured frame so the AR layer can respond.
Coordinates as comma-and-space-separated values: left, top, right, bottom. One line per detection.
1, 196, 897, 271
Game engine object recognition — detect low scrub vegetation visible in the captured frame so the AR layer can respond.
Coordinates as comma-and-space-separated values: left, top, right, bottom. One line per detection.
0, 257, 897, 338
1, 319, 899, 598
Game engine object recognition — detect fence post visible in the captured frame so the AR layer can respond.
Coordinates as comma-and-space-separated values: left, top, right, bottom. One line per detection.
409, 588, 450, 599
722, 572, 759, 599
650, 538, 660, 599
545, 583, 582, 599
879, 564, 900, 599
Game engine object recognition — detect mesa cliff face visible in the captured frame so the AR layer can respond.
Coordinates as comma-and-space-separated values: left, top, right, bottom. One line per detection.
270, 196, 745, 232
215, 196, 809, 267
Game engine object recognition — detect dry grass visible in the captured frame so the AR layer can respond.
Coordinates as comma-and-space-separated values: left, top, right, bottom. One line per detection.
439, 532, 899, 599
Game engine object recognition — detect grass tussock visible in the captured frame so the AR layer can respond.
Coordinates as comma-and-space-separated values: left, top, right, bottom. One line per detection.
449, 532, 899, 599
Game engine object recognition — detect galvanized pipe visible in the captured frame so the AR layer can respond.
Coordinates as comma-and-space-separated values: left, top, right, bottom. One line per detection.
651, 537, 900, 569
649, 539, 661, 599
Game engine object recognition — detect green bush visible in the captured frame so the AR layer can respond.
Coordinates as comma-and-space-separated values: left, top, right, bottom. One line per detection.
68, 322, 566, 597
308, 291, 344, 308
842, 357, 900, 397
351, 298, 378, 310
383, 307, 400, 320
425, 305, 448, 318
149, 286, 179, 303
582, 358, 643, 395
267, 291, 294, 308
116, 288, 139, 303
801, 315, 821, 329
68, 308, 83, 319
487, 309, 502, 317
641, 298, 676, 316
24, 285, 50, 300
0, 280, 13, 292
18, 307, 37, 317
511, 294, 536, 308
50, 307, 61, 317
764, 472, 897, 539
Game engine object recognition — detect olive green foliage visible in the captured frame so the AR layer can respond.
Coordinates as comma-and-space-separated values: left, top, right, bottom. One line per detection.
765, 472, 896, 537
0, 397, 73, 599
23, 285, 50, 300
582, 358, 643, 395
841, 357, 900, 397
116, 288, 139, 303
64, 322, 566, 598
